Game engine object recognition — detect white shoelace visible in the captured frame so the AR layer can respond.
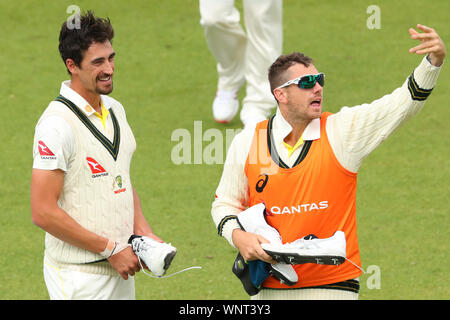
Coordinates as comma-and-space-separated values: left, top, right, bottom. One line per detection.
132, 238, 202, 278
284, 238, 321, 250
345, 257, 366, 274
137, 256, 202, 279
132, 239, 151, 254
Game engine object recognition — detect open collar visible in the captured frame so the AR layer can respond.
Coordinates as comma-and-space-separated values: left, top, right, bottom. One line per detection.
271, 108, 321, 145
59, 80, 111, 117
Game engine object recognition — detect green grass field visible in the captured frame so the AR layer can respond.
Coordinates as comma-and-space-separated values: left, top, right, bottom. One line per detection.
0, 0, 448, 300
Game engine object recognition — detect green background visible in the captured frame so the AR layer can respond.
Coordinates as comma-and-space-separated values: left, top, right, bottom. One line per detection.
0, 0, 448, 300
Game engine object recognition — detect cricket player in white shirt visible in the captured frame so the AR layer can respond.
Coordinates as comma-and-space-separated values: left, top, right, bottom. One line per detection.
31, 11, 176, 300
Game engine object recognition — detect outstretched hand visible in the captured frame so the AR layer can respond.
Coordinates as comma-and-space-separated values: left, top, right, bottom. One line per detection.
409, 24, 446, 67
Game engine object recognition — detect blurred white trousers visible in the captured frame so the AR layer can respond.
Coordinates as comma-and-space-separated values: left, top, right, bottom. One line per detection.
252, 288, 359, 300
43, 256, 135, 300
200, 0, 283, 123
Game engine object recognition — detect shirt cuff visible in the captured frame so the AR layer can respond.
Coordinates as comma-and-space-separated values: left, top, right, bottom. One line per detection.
221, 219, 241, 249
413, 55, 443, 90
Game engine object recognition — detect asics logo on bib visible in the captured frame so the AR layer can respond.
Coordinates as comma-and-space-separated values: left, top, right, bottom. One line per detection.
269, 201, 329, 215
255, 174, 269, 193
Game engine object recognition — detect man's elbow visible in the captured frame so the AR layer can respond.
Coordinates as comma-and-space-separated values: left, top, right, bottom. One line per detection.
31, 211, 44, 229
31, 206, 50, 230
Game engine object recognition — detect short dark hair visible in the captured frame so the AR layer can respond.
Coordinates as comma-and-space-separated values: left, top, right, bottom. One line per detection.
268, 52, 314, 93
58, 11, 114, 74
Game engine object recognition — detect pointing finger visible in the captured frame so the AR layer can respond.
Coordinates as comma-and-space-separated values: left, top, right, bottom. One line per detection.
409, 28, 419, 37
415, 45, 441, 55
409, 39, 439, 53
416, 24, 435, 33
411, 33, 436, 41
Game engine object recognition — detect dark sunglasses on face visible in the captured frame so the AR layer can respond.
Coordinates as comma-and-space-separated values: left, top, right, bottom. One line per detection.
276, 73, 325, 90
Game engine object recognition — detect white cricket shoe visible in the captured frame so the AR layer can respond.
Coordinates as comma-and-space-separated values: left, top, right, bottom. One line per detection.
212, 90, 239, 123
261, 231, 347, 266
129, 235, 177, 277
237, 203, 282, 245
238, 203, 298, 285
269, 263, 298, 286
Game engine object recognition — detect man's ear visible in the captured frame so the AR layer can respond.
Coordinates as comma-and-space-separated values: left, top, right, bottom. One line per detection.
65, 58, 79, 75
273, 88, 287, 105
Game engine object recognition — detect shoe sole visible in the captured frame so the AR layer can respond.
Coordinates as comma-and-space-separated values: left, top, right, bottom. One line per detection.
214, 118, 231, 124
264, 249, 345, 266
269, 267, 297, 286
163, 250, 177, 271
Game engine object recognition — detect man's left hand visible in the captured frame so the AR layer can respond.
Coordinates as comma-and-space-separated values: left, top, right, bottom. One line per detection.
409, 24, 446, 67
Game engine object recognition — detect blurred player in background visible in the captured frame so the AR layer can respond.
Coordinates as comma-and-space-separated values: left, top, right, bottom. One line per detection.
200, 0, 283, 129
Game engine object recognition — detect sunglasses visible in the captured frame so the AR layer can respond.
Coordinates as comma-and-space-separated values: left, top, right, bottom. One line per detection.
276, 73, 325, 90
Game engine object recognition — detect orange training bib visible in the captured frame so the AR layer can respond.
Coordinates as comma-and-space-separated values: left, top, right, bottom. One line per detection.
244, 113, 362, 288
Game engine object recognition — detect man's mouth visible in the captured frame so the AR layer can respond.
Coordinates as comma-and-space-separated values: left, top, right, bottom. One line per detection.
98, 75, 112, 83
310, 97, 322, 108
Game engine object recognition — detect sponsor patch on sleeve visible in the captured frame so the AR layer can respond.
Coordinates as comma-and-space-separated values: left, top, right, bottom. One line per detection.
38, 140, 56, 160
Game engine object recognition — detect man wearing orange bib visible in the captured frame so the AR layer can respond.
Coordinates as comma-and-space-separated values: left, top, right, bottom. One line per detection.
212, 24, 445, 299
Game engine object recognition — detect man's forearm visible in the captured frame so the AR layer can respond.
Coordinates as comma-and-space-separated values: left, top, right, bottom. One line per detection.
327, 55, 442, 173
33, 204, 109, 255
212, 201, 242, 248
31, 169, 109, 255
132, 187, 157, 238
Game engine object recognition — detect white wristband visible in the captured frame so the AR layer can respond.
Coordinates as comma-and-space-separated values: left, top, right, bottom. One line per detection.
99, 239, 116, 259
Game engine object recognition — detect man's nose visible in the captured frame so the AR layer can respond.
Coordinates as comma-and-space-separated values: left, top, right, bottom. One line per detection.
312, 81, 322, 93
104, 61, 114, 74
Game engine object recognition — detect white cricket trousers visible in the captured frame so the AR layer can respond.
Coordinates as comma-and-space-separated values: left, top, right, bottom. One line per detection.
43, 256, 135, 300
252, 288, 359, 300
199, 0, 283, 123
